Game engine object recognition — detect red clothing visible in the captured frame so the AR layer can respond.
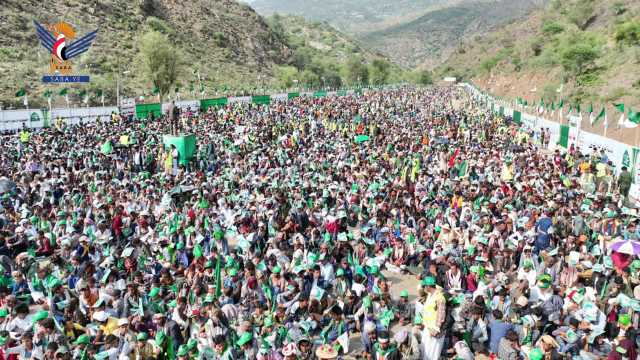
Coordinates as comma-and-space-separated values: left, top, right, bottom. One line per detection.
112, 214, 123, 236
607, 338, 637, 360
466, 273, 477, 292
611, 252, 632, 271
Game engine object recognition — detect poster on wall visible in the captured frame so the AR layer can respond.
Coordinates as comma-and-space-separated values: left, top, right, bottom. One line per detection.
120, 98, 135, 118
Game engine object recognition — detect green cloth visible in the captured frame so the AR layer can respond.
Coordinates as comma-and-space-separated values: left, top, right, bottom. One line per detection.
162, 134, 197, 166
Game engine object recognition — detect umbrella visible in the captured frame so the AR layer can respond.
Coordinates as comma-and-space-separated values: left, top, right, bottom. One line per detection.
610, 240, 640, 256
0, 178, 16, 194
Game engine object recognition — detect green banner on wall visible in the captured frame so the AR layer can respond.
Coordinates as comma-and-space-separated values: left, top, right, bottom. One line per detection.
200, 98, 228, 111
558, 125, 570, 148
287, 92, 300, 100
313, 91, 327, 98
251, 95, 271, 105
513, 110, 522, 125
135, 103, 162, 119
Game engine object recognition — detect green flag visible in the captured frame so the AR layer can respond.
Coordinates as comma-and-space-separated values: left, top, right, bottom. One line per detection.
355, 135, 370, 143
15, 89, 26, 97
630, 109, 640, 125
458, 160, 468, 177
214, 254, 222, 298
152, 86, 160, 95
615, 103, 625, 113
59, 88, 68, 96
43, 90, 53, 98
100, 141, 113, 154
591, 107, 605, 125
587, 103, 593, 114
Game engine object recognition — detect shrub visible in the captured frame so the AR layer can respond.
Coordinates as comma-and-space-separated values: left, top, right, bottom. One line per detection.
567, 0, 596, 30
213, 32, 228, 48
614, 21, 640, 46
146, 17, 174, 36
530, 37, 544, 56
612, 1, 627, 16
560, 43, 599, 75
542, 21, 565, 35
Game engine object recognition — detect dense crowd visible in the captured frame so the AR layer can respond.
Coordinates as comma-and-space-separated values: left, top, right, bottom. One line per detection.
0, 87, 638, 360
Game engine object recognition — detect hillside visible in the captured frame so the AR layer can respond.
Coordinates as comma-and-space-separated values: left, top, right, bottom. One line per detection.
248, 0, 460, 34
0, 0, 290, 108
363, 0, 542, 68
248, 0, 544, 69
267, 15, 405, 90
440, 0, 640, 113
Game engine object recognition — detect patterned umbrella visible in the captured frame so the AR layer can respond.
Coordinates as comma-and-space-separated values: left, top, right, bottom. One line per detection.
610, 240, 640, 255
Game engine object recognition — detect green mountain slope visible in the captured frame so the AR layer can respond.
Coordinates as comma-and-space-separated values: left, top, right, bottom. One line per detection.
0, 0, 290, 107
439, 0, 640, 109
267, 15, 405, 90
248, 0, 457, 34
362, 0, 541, 68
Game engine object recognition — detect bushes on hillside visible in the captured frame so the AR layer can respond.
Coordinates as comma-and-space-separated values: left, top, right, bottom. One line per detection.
566, 0, 596, 30
542, 21, 565, 35
614, 21, 640, 46
560, 42, 599, 75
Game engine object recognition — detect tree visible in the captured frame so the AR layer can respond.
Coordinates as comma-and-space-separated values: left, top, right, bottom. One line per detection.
369, 59, 390, 86
560, 43, 599, 75
292, 46, 314, 71
345, 56, 369, 85
276, 65, 299, 89
139, 31, 180, 104
416, 70, 433, 85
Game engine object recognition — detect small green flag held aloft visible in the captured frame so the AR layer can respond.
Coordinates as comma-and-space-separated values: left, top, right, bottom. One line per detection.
59, 88, 68, 96
355, 135, 370, 143
214, 254, 222, 298
15, 89, 26, 97
100, 141, 112, 154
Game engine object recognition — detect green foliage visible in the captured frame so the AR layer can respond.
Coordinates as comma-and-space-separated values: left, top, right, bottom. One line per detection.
292, 46, 314, 71
560, 41, 600, 75
541, 21, 565, 35
345, 56, 369, 85
213, 32, 228, 48
530, 37, 544, 56
614, 21, 640, 46
479, 47, 513, 73
566, 0, 595, 30
576, 72, 601, 87
300, 70, 320, 89
541, 84, 559, 101
138, 31, 180, 102
511, 56, 522, 72
612, 1, 627, 16
275, 65, 299, 89
416, 70, 433, 85
369, 59, 391, 85
267, 14, 287, 43
146, 17, 174, 36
